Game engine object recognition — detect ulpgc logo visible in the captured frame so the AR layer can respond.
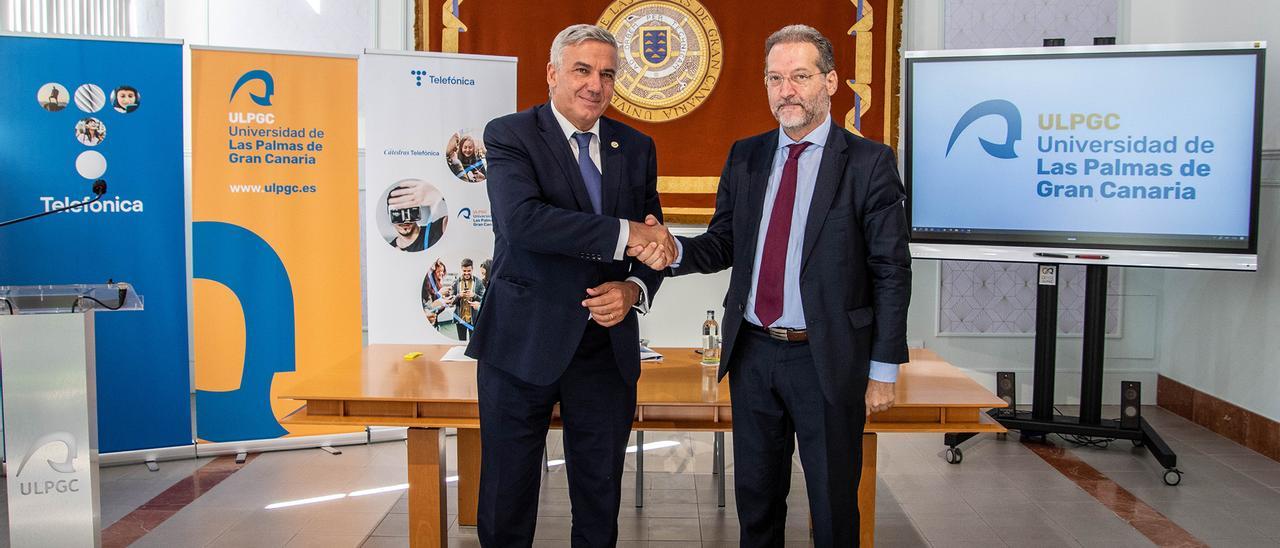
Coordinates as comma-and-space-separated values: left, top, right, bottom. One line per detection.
946, 99, 1021, 159
458, 207, 493, 228
15, 431, 82, 496
230, 69, 275, 106
229, 69, 277, 125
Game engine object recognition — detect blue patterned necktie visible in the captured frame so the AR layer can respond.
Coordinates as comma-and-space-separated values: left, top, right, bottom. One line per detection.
572, 132, 603, 214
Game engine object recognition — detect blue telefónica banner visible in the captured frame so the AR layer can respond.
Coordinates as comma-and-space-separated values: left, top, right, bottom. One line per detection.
0, 35, 191, 453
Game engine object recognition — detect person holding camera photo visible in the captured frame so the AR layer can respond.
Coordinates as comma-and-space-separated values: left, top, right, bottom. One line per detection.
386, 180, 447, 252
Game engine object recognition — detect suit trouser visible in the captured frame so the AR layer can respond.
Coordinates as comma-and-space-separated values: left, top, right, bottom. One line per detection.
730, 327, 867, 547
476, 321, 637, 548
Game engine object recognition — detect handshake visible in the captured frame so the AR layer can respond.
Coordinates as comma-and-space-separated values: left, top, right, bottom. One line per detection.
626, 214, 677, 270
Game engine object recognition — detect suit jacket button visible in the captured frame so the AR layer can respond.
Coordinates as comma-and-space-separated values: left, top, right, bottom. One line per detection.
738, 304, 744, 311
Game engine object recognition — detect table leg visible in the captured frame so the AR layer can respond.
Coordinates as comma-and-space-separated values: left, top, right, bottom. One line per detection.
457, 428, 481, 527
713, 433, 720, 476
714, 431, 726, 507
635, 430, 645, 508
408, 427, 447, 548
858, 432, 877, 548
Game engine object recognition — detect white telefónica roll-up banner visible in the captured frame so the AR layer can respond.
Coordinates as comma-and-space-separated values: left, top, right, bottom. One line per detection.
363, 51, 517, 344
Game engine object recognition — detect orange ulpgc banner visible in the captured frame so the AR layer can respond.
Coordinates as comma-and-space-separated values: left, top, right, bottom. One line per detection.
190, 47, 360, 442
425, 0, 902, 185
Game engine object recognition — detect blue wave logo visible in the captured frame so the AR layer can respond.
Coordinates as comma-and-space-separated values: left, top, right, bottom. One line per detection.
946, 99, 1021, 159
457, 207, 472, 220
230, 70, 275, 106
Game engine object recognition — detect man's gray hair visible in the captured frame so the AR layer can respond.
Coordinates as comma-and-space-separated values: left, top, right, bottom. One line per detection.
765, 24, 836, 73
550, 24, 619, 68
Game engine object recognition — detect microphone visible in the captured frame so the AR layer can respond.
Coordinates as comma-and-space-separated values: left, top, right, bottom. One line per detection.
0, 179, 108, 228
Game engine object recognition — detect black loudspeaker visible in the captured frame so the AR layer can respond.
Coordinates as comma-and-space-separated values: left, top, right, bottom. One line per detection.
997, 372, 1016, 417
1121, 381, 1142, 430
1043, 38, 1066, 47
1094, 36, 1117, 45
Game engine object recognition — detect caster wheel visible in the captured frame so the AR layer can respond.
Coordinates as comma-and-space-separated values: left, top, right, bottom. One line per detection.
944, 447, 963, 464
1163, 469, 1183, 486
1131, 439, 1145, 448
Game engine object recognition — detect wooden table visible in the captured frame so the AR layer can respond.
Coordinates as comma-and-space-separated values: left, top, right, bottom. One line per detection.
280, 345, 1006, 547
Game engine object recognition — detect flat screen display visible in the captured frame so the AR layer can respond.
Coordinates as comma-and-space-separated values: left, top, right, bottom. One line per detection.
905, 43, 1265, 270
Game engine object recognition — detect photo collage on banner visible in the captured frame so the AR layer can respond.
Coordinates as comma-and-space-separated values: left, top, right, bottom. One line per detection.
0, 35, 191, 453
363, 51, 517, 344
190, 47, 361, 442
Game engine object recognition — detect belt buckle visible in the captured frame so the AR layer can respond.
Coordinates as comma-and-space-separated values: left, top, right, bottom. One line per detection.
766, 327, 790, 341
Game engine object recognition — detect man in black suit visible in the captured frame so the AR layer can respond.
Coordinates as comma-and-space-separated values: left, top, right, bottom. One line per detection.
465, 23, 677, 547
631, 24, 911, 546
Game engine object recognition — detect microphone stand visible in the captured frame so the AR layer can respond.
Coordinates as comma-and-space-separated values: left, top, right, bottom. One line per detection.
0, 179, 107, 228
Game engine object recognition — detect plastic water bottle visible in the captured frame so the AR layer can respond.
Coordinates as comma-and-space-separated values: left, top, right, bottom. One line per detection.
701, 310, 720, 366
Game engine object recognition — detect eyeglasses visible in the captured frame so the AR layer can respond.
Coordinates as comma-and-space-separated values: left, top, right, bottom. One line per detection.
764, 71, 828, 88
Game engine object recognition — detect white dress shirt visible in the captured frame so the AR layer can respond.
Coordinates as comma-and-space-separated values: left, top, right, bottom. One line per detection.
674, 114, 899, 382
549, 103, 649, 312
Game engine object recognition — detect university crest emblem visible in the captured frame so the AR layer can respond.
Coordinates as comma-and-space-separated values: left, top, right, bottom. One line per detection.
598, 0, 723, 122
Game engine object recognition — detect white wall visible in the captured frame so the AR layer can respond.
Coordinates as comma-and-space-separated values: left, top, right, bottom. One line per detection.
164, 0, 374, 54
908, 262, 1162, 405
129, 0, 165, 37
1123, 0, 1279, 150
1124, 0, 1280, 421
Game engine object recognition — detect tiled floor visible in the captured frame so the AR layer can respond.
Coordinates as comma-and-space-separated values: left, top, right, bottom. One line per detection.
2, 405, 1280, 547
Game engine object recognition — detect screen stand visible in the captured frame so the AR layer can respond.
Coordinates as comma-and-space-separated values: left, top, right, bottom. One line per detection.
1031, 263, 1059, 423
945, 264, 1184, 486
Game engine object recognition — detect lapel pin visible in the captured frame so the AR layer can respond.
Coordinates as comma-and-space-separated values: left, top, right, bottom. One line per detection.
610, 141, 619, 149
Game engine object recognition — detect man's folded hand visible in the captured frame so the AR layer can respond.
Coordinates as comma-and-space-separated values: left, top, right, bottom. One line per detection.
626, 214, 676, 270
582, 281, 641, 327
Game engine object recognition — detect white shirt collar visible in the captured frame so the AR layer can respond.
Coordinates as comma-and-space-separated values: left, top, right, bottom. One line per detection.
550, 100, 601, 142
778, 113, 832, 150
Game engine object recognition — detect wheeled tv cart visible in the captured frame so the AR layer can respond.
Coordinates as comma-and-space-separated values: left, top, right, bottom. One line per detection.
943, 264, 1183, 486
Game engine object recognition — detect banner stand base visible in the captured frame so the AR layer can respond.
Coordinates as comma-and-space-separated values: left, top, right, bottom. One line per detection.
100, 445, 197, 467
98, 428, 414, 467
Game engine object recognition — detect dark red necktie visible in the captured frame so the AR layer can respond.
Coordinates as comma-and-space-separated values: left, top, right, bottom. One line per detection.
754, 142, 810, 327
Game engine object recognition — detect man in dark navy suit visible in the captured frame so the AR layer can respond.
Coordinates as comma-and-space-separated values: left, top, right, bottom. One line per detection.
631, 25, 911, 546
465, 23, 677, 547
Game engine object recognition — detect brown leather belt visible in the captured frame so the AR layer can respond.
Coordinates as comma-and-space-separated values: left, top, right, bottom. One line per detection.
745, 322, 809, 342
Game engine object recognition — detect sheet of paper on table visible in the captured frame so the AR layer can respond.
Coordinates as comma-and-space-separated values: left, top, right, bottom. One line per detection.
440, 345, 475, 362
640, 344, 663, 362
